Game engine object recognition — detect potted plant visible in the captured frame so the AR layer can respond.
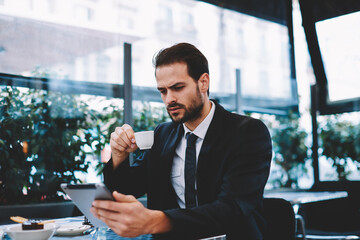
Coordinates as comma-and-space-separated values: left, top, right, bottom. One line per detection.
0, 84, 170, 221
269, 112, 310, 188
0, 86, 114, 222
319, 115, 360, 181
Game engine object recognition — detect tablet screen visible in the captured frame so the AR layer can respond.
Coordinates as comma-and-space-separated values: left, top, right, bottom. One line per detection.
61, 183, 114, 227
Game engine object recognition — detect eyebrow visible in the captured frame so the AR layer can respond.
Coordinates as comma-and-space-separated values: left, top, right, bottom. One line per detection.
157, 82, 185, 91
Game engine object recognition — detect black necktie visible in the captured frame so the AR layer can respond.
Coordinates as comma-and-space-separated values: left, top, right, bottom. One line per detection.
185, 133, 198, 208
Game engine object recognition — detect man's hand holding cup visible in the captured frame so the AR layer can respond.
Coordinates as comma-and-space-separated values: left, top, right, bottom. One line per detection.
110, 124, 154, 169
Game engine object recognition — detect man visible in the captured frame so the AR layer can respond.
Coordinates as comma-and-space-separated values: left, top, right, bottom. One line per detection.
91, 43, 272, 239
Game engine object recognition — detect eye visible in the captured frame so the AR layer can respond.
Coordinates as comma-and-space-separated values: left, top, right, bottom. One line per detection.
174, 86, 184, 91
159, 89, 167, 94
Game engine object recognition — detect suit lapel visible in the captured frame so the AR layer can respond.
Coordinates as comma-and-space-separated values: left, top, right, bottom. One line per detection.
161, 123, 184, 171
158, 123, 184, 209
197, 101, 226, 203
198, 101, 225, 166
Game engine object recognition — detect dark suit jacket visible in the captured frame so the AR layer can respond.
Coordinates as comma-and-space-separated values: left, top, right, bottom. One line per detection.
103, 101, 272, 239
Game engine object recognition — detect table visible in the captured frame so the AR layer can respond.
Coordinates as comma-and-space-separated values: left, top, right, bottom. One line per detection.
0, 216, 226, 240
264, 189, 348, 214
264, 189, 348, 205
0, 216, 149, 240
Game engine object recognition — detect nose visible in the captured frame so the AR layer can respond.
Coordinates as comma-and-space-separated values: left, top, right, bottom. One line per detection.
164, 91, 176, 105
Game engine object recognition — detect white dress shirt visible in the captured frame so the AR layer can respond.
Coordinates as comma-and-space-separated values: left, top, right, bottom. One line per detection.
171, 101, 216, 208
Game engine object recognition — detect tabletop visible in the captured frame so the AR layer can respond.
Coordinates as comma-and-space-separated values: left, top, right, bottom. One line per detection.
0, 216, 226, 240
0, 216, 152, 240
264, 189, 348, 205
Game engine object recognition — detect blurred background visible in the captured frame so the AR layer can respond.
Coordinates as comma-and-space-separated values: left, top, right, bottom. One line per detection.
0, 1, 359, 235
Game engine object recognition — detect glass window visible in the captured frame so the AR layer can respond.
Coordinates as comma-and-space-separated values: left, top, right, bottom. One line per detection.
15, 0, 33, 11
0, 1, 125, 84
181, 11, 196, 34
157, 5, 173, 32
74, 6, 94, 22
318, 113, 360, 182
0, 0, 294, 110
0, 85, 124, 203
235, 29, 245, 56
47, 0, 57, 14
0, 0, 297, 195
131, 1, 295, 112
316, 11, 360, 102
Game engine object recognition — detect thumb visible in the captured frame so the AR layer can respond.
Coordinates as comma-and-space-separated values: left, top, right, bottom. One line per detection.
113, 191, 136, 203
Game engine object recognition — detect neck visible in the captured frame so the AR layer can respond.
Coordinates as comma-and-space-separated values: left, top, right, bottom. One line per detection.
184, 99, 212, 131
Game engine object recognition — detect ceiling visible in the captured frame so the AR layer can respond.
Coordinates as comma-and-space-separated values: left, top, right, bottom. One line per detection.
198, 0, 288, 25
198, 0, 360, 24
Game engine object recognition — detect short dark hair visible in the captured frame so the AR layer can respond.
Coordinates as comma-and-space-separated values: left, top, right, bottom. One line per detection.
153, 42, 209, 82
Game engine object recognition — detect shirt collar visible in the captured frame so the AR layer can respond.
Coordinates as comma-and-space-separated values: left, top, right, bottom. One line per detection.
183, 100, 216, 140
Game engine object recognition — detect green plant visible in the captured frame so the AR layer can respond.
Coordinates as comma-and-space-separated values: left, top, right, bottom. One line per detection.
319, 115, 360, 181
0, 87, 109, 204
270, 112, 309, 188
133, 102, 169, 132
0, 85, 170, 205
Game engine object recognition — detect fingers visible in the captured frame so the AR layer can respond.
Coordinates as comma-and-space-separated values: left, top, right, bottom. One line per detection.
92, 210, 143, 238
90, 204, 121, 222
110, 124, 137, 153
121, 124, 136, 142
113, 191, 137, 203
92, 192, 137, 212
91, 193, 150, 238
91, 198, 137, 227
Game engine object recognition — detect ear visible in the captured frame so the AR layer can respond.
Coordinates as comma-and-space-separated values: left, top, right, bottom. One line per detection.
198, 73, 209, 94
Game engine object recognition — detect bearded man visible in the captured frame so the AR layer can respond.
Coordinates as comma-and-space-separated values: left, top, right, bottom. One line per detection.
91, 42, 272, 240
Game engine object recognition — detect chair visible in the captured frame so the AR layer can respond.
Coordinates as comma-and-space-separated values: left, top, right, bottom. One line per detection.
263, 197, 296, 240
295, 220, 360, 240
294, 198, 360, 240
294, 206, 360, 240
296, 228, 360, 240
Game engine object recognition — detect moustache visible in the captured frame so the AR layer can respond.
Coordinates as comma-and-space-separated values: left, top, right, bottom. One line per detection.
167, 103, 185, 110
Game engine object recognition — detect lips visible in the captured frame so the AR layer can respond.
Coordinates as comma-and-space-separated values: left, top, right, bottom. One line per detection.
167, 104, 184, 115
168, 107, 182, 114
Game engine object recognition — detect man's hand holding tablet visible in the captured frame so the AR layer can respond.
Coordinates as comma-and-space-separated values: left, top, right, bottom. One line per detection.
60, 183, 114, 228
91, 191, 172, 238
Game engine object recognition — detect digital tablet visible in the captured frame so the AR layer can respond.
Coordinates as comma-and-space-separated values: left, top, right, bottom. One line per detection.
60, 183, 114, 227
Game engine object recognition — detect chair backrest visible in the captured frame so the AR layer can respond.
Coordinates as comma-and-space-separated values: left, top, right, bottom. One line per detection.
263, 197, 296, 240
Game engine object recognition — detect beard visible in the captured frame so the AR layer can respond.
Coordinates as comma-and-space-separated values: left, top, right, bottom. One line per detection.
166, 88, 204, 124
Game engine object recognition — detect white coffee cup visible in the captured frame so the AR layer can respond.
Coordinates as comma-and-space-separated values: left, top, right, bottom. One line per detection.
134, 131, 154, 150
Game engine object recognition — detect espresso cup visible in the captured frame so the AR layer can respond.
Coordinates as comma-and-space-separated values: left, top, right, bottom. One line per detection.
134, 131, 154, 150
